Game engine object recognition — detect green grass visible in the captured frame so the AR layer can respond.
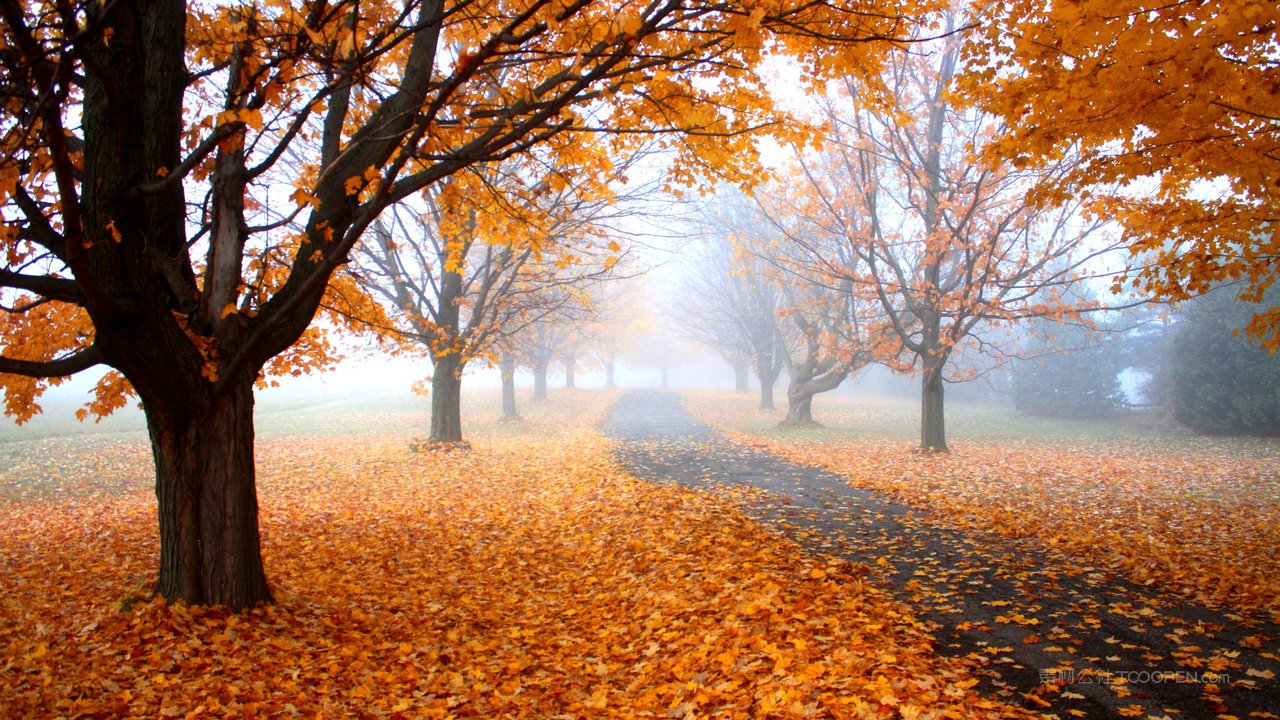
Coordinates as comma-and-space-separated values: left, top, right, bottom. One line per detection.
685, 388, 1280, 460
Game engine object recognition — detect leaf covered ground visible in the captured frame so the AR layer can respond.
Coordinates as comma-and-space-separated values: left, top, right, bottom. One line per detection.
0, 390, 1030, 719
685, 391, 1280, 623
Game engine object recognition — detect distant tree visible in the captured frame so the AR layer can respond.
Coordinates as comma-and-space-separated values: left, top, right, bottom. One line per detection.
784, 17, 1121, 450
674, 243, 755, 392
1171, 288, 1280, 436
681, 195, 790, 408
1011, 322, 1127, 419
349, 165, 619, 443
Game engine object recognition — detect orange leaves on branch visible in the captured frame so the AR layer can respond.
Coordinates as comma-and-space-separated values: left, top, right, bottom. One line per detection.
962, 0, 1280, 347
0, 298, 94, 423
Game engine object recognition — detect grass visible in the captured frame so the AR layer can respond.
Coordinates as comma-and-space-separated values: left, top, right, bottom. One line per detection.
0, 384, 611, 503
690, 388, 1280, 461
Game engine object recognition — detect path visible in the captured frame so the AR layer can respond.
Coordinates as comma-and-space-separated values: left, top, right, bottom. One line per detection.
603, 391, 1280, 718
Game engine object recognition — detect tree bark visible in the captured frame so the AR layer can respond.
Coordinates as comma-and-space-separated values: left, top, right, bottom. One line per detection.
147, 376, 271, 610
760, 376, 775, 410
563, 354, 576, 388
430, 354, 464, 442
500, 354, 520, 420
784, 392, 814, 424
920, 354, 948, 451
782, 355, 849, 427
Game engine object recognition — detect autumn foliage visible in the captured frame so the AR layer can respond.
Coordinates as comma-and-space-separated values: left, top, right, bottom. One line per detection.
964, 0, 1280, 348
0, 393, 1027, 718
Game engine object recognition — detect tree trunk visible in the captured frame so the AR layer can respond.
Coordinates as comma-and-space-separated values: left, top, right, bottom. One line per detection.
147, 376, 271, 610
564, 355, 576, 388
755, 347, 782, 410
533, 362, 548, 401
733, 360, 749, 392
605, 359, 616, 388
500, 354, 520, 420
921, 356, 948, 451
430, 354, 464, 442
784, 391, 814, 425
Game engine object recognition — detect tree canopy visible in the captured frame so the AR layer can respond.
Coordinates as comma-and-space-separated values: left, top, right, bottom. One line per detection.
964, 0, 1280, 348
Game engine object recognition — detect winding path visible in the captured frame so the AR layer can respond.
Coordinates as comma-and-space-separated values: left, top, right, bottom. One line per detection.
603, 391, 1280, 718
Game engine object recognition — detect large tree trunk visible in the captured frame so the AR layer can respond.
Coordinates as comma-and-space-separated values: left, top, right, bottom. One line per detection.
146, 376, 271, 610
430, 354, 464, 442
500, 354, 520, 420
733, 359, 749, 392
920, 354, 948, 451
784, 391, 814, 425
782, 355, 849, 427
533, 362, 549, 401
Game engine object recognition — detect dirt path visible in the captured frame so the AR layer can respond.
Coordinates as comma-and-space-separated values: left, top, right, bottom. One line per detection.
603, 391, 1280, 718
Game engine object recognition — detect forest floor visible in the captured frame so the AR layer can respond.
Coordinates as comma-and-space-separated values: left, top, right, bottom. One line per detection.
2, 386, 1277, 718
605, 390, 1280, 719
0, 388, 1028, 719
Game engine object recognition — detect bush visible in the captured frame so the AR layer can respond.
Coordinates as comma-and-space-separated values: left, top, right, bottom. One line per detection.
1011, 324, 1127, 419
1171, 289, 1280, 436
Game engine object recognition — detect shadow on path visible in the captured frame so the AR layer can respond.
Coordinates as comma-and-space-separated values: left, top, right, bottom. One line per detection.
603, 391, 1280, 718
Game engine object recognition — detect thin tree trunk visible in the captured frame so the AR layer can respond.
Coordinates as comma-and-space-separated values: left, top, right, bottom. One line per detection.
733, 360, 749, 392
533, 362, 548, 401
756, 346, 783, 410
921, 355, 948, 451
564, 355, 575, 388
500, 354, 520, 420
148, 376, 271, 610
429, 354, 464, 442
760, 377, 775, 410
605, 359, 616, 388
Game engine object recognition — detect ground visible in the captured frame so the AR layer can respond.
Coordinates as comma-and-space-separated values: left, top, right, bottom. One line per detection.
0, 387, 1276, 718
609, 390, 1280, 718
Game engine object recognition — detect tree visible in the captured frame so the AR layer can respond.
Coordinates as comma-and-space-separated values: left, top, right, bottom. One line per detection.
581, 273, 649, 390
679, 195, 792, 408
751, 192, 892, 425
511, 287, 593, 401
784, 20, 1120, 450
676, 234, 767, 395
0, 0, 920, 607
1010, 322, 1128, 419
776, 275, 881, 426
349, 159, 621, 443
964, 0, 1280, 349
1171, 286, 1280, 436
